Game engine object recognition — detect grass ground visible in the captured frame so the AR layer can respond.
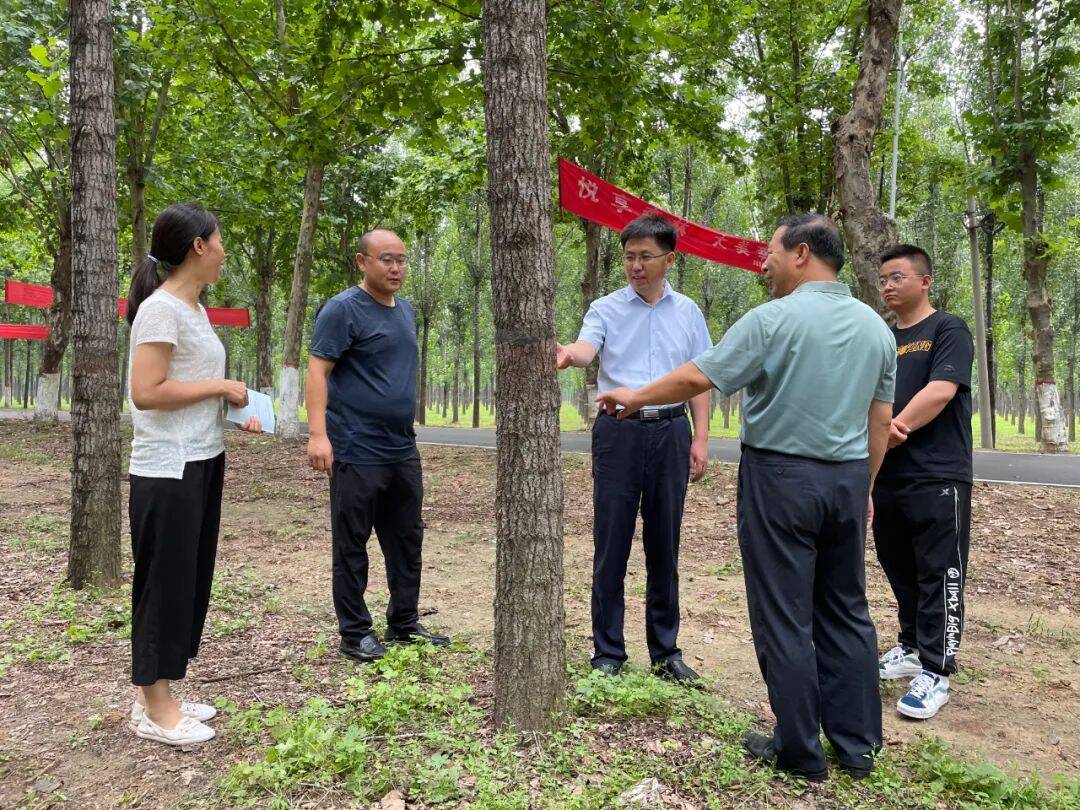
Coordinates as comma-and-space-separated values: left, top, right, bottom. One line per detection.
0, 422, 1077, 808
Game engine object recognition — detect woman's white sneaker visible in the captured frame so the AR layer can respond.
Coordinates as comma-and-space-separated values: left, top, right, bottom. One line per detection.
134, 714, 216, 746
130, 701, 217, 729
897, 671, 950, 719
879, 645, 923, 680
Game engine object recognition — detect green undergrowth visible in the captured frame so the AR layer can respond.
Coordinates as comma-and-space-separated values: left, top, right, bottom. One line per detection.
0, 582, 131, 678
1, 513, 276, 677
216, 643, 1078, 809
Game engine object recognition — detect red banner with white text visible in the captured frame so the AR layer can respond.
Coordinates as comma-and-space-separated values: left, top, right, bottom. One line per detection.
5, 279, 250, 328
557, 158, 766, 273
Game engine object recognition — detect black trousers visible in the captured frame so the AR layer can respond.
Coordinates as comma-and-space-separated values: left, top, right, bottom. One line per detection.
591, 412, 691, 665
129, 452, 224, 686
330, 457, 424, 642
738, 446, 881, 775
872, 479, 971, 676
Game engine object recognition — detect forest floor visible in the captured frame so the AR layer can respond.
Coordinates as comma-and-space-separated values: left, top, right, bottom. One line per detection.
0, 421, 1077, 808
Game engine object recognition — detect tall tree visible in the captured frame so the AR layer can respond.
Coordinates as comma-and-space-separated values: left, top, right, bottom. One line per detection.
68, 0, 122, 588
0, 6, 74, 424
483, 0, 566, 732
965, 0, 1077, 450
832, 0, 904, 312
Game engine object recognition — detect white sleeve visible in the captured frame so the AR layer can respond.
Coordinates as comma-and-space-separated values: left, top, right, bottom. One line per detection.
134, 298, 179, 346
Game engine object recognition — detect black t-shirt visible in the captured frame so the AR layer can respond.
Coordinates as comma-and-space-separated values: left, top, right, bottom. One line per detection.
310, 286, 419, 464
877, 310, 973, 484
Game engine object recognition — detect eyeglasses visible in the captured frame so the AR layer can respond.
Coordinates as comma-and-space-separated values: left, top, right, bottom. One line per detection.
878, 272, 926, 289
623, 251, 672, 265
362, 253, 409, 267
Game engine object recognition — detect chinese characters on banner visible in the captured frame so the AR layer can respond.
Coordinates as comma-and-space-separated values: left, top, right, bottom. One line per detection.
557, 158, 767, 274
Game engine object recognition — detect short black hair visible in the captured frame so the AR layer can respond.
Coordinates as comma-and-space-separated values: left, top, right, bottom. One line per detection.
777, 213, 844, 272
620, 214, 677, 253
879, 243, 932, 276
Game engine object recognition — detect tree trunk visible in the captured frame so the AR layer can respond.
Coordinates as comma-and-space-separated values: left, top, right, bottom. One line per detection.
35, 206, 72, 423
255, 226, 275, 393
982, 211, 997, 444
418, 313, 430, 425
579, 218, 603, 425
1017, 315, 1027, 434
472, 277, 482, 428
831, 0, 902, 313
965, 196, 994, 449
3, 339, 11, 407
676, 146, 693, 292
452, 313, 462, 423
68, 0, 122, 589
1019, 162, 1067, 450
483, 0, 565, 732
23, 341, 32, 406
278, 159, 324, 438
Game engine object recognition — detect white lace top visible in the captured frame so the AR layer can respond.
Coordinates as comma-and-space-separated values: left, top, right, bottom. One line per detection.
128, 289, 226, 479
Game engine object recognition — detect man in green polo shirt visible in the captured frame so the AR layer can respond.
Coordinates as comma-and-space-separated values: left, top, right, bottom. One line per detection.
597, 214, 896, 781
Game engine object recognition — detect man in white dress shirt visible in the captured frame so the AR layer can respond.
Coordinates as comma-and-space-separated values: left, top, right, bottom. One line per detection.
557, 214, 712, 681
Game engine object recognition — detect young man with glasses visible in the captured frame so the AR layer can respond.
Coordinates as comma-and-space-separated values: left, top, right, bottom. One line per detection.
556, 214, 712, 682
306, 228, 450, 664
873, 244, 973, 721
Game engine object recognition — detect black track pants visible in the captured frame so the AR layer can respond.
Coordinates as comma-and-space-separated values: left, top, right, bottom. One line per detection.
872, 479, 971, 676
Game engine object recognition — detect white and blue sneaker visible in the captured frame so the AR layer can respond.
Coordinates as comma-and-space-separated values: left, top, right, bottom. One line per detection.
897, 671, 950, 719
879, 645, 923, 680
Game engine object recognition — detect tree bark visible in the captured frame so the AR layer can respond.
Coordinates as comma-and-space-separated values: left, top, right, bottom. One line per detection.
483, 0, 566, 732
255, 225, 276, 393
278, 159, 324, 438
578, 218, 603, 425
68, 0, 122, 589
471, 275, 482, 428
35, 205, 72, 424
1020, 165, 1067, 451
831, 0, 902, 313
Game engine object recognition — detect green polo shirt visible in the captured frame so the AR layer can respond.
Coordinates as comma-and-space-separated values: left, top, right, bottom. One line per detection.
693, 280, 896, 461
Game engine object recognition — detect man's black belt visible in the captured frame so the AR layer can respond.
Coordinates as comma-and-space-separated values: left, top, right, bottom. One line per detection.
605, 405, 687, 421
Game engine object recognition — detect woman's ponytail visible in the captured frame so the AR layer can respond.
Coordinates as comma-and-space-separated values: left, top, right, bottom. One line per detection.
126, 256, 165, 325
124, 203, 220, 326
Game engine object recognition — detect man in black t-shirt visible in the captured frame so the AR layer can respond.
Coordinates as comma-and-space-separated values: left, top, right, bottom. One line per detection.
872, 244, 973, 721
306, 228, 450, 664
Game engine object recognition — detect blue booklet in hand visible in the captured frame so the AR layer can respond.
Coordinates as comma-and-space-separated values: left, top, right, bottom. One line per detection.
226, 388, 275, 433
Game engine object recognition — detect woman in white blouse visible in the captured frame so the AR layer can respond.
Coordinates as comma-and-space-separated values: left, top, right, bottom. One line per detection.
125, 202, 261, 746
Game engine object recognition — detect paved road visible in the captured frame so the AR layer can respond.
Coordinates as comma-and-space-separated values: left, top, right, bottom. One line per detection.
411, 426, 1080, 489
3, 409, 1078, 488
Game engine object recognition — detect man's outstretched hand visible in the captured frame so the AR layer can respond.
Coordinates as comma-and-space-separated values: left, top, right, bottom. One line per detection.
596, 387, 640, 418
555, 342, 574, 371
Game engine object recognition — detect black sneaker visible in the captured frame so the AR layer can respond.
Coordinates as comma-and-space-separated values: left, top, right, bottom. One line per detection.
384, 623, 451, 647
340, 633, 387, 663
591, 660, 622, 676
742, 730, 827, 782
652, 656, 701, 684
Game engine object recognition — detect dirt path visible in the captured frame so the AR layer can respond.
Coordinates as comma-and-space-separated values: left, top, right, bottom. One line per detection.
0, 422, 1076, 807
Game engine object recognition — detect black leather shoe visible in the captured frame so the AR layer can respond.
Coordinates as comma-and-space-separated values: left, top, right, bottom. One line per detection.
591, 660, 622, 676
340, 633, 387, 663
385, 623, 451, 647
838, 764, 872, 781
742, 730, 828, 782
653, 657, 701, 684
